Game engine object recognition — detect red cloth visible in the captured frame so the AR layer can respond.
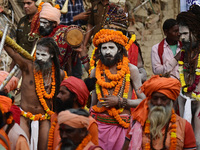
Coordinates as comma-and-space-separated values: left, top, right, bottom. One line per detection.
184, 121, 196, 148
132, 75, 181, 126
10, 105, 21, 125
60, 76, 89, 107
128, 43, 138, 66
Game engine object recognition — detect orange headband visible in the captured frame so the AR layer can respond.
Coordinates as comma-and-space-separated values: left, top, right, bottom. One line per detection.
0, 95, 12, 113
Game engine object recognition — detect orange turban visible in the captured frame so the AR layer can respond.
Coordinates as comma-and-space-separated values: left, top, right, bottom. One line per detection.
60, 76, 89, 107
39, 2, 61, 25
0, 71, 19, 93
0, 95, 12, 113
58, 110, 89, 128
93, 29, 128, 47
132, 75, 181, 126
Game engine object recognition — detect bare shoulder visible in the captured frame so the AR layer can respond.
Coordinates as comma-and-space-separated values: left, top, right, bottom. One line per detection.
60, 69, 65, 81
129, 63, 139, 74
90, 68, 96, 78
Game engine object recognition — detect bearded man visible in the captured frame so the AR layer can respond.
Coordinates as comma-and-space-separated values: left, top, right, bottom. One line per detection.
3, 37, 65, 150
57, 109, 102, 150
90, 29, 146, 150
122, 75, 196, 150
29, 2, 86, 79
49, 76, 98, 150
176, 4, 200, 148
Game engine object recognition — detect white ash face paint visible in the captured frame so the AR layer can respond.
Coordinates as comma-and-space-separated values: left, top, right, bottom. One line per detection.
101, 42, 118, 57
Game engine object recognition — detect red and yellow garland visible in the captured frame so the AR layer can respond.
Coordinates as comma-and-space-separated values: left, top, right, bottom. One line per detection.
144, 109, 177, 150
92, 56, 130, 128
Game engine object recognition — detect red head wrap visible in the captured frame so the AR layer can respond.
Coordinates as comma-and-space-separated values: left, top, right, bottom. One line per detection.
132, 75, 181, 126
60, 77, 89, 107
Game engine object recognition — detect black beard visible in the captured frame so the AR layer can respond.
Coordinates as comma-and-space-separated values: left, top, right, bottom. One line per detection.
39, 25, 54, 36
100, 52, 122, 67
34, 59, 52, 73
182, 40, 198, 52
60, 138, 77, 150
55, 97, 74, 113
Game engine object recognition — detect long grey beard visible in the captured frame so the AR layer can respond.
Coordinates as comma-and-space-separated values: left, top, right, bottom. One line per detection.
148, 101, 173, 140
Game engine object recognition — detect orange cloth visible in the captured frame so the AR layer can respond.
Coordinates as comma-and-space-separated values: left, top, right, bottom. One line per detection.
60, 77, 89, 107
88, 116, 98, 145
0, 71, 19, 93
0, 128, 10, 150
132, 75, 181, 126
58, 110, 89, 128
39, 3, 61, 24
0, 95, 12, 113
93, 29, 128, 47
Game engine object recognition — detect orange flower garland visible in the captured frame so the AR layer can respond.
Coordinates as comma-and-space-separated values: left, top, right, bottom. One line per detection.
34, 64, 56, 99
125, 34, 136, 51
144, 109, 177, 150
64, 71, 68, 79
6, 115, 13, 124
48, 118, 57, 150
92, 56, 130, 128
93, 29, 128, 48
34, 64, 55, 115
76, 134, 92, 150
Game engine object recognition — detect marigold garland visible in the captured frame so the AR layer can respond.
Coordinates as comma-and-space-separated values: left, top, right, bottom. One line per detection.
178, 49, 200, 101
125, 34, 136, 51
34, 64, 55, 115
21, 110, 50, 121
76, 134, 92, 150
0, 30, 33, 60
64, 71, 68, 79
93, 29, 128, 48
48, 118, 57, 150
6, 115, 13, 124
92, 56, 130, 128
144, 109, 177, 150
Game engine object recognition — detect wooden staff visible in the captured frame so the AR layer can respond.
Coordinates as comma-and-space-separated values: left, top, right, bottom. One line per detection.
0, 24, 9, 56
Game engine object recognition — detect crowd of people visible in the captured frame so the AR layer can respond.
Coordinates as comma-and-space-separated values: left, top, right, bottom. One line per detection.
0, 0, 200, 150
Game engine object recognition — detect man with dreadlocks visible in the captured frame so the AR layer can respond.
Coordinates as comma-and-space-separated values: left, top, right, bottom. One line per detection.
177, 4, 200, 148
3, 37, 66, 150
90, 29, 146, 150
